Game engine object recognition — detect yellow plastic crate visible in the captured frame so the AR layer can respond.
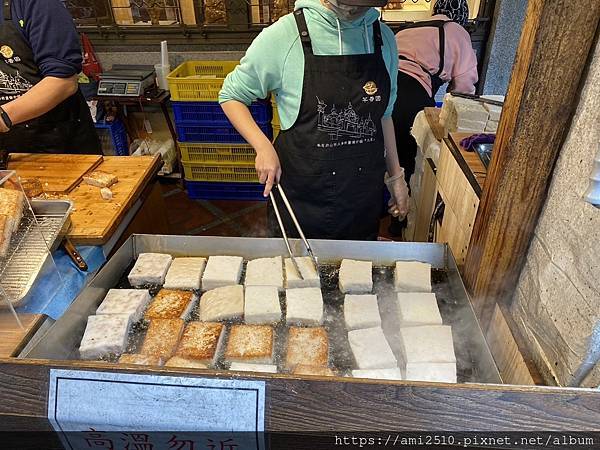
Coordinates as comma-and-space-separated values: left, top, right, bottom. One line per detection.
182, 161, 259, 183
179, 142, 256, 165
167, 61, 239, 101
272, 106, 280, 126
273, 124, 281, 140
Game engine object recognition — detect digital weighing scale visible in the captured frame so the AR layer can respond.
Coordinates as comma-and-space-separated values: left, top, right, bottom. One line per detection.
97, 65, 157, 97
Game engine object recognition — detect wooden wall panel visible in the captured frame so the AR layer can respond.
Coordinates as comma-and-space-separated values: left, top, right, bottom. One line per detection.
486, 305, 536, 385
436, 142, 480, 267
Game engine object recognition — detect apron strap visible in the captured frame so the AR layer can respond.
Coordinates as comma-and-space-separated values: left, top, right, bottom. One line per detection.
398, 20, 447, 78
398, 54, 434, 77
396, 19, 448, 31
3, 0, 11, 21
434, 22, 446, 77
294, 9, 384, 57
373, 20, 383, 54
293, 9, 313, 54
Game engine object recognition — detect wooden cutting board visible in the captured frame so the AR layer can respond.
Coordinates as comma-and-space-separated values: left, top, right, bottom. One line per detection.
66, 154, 161, 245
7, 154, 103, 193
0, 312, 45, 357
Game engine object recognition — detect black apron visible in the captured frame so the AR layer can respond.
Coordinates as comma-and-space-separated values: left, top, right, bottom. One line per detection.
0, 0, 101, 154
268, 9, 389, 241
398, 19, 448, 98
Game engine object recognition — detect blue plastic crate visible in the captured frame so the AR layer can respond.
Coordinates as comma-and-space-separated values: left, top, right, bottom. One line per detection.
186, 181, 266, 201
172, 101, 271, 124
95, 120, 128, 156
176, 122, 272, 143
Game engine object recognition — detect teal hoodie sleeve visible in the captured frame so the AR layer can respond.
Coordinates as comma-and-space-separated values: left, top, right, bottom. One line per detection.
220, 5, 399, 125
380, 22, 399, 118
219, 17, 296, 105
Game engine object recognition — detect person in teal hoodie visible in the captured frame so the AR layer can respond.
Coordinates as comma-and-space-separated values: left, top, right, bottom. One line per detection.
220, 0, 410, 241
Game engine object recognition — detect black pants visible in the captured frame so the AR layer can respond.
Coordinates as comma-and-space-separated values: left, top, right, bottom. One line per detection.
390, 72, 436, 231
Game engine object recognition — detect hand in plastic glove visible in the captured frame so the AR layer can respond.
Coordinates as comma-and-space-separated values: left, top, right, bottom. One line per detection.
385, 170, 410, 219
255, 144, 282, 197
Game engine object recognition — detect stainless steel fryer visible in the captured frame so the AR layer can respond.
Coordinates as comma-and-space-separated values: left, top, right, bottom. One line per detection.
24, 234, 501, 384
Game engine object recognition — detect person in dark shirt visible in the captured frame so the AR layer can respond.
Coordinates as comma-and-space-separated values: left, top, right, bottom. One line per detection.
0, 0, 100, 154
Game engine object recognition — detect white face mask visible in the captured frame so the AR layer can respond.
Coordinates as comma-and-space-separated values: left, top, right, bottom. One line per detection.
325, 0, 370, 21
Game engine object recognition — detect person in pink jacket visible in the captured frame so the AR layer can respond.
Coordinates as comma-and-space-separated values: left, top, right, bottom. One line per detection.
389, 0, 478, 237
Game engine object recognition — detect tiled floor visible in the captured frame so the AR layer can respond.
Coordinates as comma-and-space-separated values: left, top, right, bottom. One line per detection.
160, 180, 400, 241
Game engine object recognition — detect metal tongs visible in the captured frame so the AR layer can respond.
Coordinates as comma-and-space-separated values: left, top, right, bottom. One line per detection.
269, 184, 318, 280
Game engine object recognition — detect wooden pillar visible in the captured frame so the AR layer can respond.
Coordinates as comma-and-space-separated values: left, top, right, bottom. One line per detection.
464, 0, 600, 331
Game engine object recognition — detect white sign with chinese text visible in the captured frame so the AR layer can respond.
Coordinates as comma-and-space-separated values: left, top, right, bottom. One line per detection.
48, 369, 266, 450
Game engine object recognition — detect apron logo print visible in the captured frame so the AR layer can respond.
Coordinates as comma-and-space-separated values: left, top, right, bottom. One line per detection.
0, 45, 14, 59
0, 70, 33, 95
363, 81, 378, 95
316, 97, 378, 146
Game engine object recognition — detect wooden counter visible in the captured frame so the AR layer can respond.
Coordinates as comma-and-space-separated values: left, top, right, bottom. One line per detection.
421, 108, 488, 194
410, 109, 490, 267
7, 154, 103, 193
0, 313, 45, 358
435, 135, 487, 267
8, 154, 163, 246
446, 132, 488, 196
66, 155, 162, 245
0, 359, 599, 433
421, 108, 488, 195
2, 154, 165, 362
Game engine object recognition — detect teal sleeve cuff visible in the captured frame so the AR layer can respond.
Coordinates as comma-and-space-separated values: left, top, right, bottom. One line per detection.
219, 72, 256, 106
